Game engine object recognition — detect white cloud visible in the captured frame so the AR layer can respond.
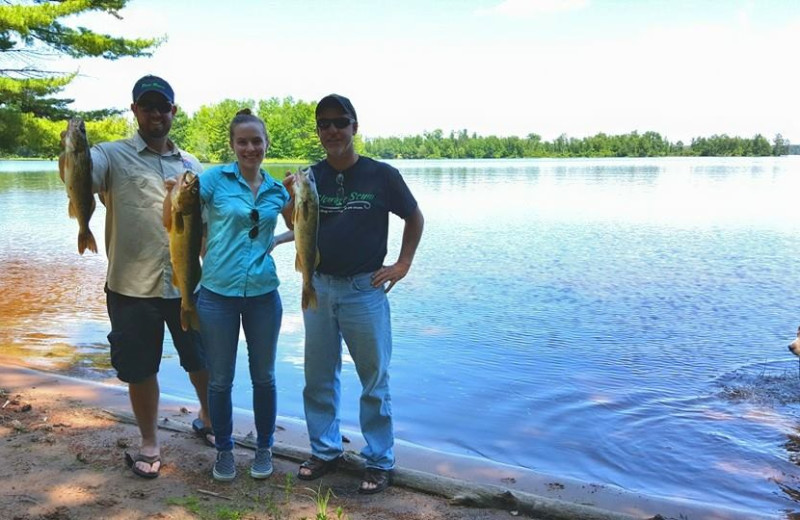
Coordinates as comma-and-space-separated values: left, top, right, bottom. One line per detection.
477, 0, 589, 17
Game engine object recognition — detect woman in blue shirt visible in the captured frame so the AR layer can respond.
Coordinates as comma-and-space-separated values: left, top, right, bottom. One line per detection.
196, 109, 292, 481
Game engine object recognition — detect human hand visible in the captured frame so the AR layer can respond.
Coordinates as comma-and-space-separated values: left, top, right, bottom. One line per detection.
282, 171, 295, 191
165, 173, 185, 196
371, 262, 411, 293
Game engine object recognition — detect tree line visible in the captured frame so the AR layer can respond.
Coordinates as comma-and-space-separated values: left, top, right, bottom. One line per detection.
366, 129, 791, 159
0, 97, 358, 162
1, 2, 793, 162
0, 102, 791, 160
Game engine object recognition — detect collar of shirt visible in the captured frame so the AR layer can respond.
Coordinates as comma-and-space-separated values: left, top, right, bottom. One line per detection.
132, 132, 180, 157
221, 162, 282, 196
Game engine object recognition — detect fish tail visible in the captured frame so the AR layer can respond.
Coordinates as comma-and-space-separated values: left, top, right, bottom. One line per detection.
302, 285, 318, 310
180, 304, 200, 332
78, 229, 98, 255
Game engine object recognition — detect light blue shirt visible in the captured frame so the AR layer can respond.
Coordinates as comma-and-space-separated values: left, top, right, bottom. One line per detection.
199, 162, 290, 297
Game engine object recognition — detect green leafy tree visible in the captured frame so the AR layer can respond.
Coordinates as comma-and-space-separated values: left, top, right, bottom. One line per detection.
773, 134, 789, 156
86, 114, 132, 144
259, 97, 323, 162
185, 99, 245, 163
0, 0, 162, 120
169, 108, 190, 150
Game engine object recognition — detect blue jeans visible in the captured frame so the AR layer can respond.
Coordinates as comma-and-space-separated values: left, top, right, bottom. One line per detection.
302, 271, 394, 470
196, 286, 282, 451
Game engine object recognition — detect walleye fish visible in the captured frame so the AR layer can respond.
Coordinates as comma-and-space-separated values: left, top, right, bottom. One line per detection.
61, 118, 97, 255
293, 167, 320, 310
166, 172, 203, 331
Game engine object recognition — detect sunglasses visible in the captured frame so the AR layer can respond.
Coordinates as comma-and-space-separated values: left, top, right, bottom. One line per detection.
335, 173, 345, 198
317, 117, 354, 130
137, 101, 173, 114
249, 209, 259, 239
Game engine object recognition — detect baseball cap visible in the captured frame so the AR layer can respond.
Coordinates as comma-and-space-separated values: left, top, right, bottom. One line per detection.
316, 94, 357, 122
132, 75, 174, 104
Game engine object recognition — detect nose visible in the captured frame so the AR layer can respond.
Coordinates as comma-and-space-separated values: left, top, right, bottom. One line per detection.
789, 345, 795, 352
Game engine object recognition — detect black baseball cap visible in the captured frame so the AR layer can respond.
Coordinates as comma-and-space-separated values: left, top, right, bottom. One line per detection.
316, 94, 357, 122
132, 75, 174, 104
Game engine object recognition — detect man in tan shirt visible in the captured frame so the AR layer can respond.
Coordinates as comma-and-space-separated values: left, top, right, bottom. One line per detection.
62, 75, 212, 478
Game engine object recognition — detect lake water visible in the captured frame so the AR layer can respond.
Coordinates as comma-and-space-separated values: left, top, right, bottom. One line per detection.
2, 157, 800, 518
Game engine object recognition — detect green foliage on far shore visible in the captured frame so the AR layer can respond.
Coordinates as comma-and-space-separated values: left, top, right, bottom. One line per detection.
366, 129, 790, 159
0, 96, 792, 160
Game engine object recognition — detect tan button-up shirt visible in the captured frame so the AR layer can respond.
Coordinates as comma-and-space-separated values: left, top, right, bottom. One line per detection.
91, 133, 202, 299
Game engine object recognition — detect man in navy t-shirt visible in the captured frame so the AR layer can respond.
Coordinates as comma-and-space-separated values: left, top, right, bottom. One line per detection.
286, 94, 424, 494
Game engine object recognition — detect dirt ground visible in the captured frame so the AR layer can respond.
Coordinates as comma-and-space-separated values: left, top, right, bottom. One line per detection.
0, 372, 541, 520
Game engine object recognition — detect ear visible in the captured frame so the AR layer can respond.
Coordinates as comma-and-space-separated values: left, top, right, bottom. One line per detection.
170, 104, 178, 116
352, 122, 358, 135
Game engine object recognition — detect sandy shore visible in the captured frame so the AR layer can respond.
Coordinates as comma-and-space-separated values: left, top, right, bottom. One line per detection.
0, 361, 753, 520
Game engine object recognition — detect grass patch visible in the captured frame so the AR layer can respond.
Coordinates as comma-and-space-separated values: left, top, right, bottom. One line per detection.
167, 495, 202, 515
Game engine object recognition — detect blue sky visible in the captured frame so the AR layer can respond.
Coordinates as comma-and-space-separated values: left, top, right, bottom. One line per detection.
58, 0, 800, 142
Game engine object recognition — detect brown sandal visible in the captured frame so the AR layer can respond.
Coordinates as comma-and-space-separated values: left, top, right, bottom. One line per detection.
297, 455, 341, 481
359, 467, 393, 494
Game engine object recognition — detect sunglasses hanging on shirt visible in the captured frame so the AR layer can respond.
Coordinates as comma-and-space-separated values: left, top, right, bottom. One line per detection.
249, 209, 259, 239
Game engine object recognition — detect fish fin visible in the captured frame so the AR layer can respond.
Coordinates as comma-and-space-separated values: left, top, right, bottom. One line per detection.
78, 230, 98, 255
295, 253, 302, 272
68, 200, 77, 219
314, 248, 321, 268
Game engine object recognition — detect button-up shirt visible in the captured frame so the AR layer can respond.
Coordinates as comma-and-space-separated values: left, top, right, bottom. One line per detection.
91, 133, 203, 298
199, 162, 289, 297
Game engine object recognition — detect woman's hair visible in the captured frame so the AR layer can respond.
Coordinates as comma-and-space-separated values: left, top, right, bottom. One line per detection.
229, 108, 269, 142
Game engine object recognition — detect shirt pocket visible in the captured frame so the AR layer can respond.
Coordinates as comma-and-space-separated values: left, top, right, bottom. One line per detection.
213, 192, 253, 225
115, 165, 161, 208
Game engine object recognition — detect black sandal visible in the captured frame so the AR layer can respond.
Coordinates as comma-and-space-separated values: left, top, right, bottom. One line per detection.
359, 467, 392, 494
297, 455, 341, 481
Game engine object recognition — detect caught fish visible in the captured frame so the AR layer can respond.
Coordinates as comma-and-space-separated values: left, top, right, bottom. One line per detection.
61, 118, 97, 255
166, 172, 203, 331
293, 167, 320, 310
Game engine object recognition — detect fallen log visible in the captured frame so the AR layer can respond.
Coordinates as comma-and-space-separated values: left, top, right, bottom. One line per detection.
102, 409, 643, 520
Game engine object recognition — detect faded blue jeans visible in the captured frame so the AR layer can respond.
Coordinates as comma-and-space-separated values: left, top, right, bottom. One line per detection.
302, 271, 395, 470
196, 286, 282, 451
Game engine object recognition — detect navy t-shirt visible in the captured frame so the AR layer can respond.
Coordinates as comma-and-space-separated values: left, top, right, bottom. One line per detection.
311, 156, 417, 277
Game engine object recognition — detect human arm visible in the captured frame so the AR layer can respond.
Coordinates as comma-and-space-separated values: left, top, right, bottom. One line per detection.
270, 230, 295, 253
371, 206, 424, 293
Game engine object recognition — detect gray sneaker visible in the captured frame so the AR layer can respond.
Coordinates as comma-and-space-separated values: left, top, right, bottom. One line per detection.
213, 450, 236, 481
250, 447, 273, 479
